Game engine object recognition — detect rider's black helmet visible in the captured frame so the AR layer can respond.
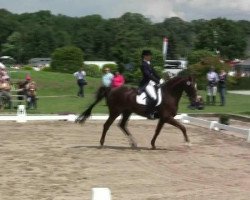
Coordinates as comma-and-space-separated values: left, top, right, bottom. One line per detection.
141, 50, 152, 57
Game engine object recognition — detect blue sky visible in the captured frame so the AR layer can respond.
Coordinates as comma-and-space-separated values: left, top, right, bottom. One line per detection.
1, 0, 250, 22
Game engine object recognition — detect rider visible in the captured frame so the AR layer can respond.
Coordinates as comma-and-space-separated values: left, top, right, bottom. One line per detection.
139, 50, 161, 119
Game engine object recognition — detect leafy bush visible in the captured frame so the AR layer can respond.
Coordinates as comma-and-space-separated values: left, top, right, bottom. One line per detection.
228, 77, 250, 90
50, 46, 84, 73
102, 63, 118, 73
41, 67, 53, 72
187, 49, 215, 65
179, 56, 231, 90
22, 65, 33, 70
219, 114, 230, 125
84, 64, 102, 78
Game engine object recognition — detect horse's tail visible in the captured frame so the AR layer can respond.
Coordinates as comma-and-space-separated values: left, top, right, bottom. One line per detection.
75, 86, 110, 124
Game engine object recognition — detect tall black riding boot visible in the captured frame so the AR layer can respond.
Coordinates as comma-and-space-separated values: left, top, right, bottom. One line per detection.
206, 95, 211, 105
145, 99, 157, 120
212, 96, 216, 105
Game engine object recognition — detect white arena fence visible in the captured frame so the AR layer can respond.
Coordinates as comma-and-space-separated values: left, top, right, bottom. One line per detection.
0, 107, 249, 142
180, 114, 250, 142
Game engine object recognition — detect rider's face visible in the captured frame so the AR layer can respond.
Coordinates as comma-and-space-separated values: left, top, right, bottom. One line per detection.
144, 55, 152, 61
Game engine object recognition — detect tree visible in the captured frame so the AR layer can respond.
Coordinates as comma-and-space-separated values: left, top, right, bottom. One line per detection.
193, 18, 247, 59
1, 31, 23, 63
0, 9, 20, 53
51, 46, 84, 73
187, 49, 215, 65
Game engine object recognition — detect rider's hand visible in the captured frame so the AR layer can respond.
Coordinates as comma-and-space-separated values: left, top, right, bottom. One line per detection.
159, 79, 164, 84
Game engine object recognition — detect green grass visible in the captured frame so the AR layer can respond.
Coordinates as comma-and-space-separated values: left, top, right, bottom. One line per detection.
3, 69, 250, 116
179, 91, 250, 116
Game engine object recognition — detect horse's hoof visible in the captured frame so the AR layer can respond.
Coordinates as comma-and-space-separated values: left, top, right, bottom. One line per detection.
185, 142, 192, 147
151, 146, 156, 150
100, 140, 104, 146
131, 143, 137, 149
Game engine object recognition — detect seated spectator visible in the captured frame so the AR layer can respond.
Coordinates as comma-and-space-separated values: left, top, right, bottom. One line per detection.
16, 75, 32, 101
111, 71, 125, 88
25, 80, 37, 109
188, 95, 205, 110
0, 78, 11, 109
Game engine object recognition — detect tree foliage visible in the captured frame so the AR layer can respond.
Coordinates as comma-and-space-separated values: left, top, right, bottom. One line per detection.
193, 18, 247, 59
0, 9, 249, 71
179, 56, 232, 90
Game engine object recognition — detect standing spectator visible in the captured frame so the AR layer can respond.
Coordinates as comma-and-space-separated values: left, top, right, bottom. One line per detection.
206, 66, 219, 105
73, 68, 86, 97
102, 68, 114, 87
111, 71, 125, 88
218, 69, 227, 106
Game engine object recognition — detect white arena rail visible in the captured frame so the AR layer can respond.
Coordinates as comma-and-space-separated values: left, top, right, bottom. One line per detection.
0, 106, 249, 142
181, 115, 250, 142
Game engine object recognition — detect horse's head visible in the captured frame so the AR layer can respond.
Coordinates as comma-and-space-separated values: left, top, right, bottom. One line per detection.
162, 76, 198, 106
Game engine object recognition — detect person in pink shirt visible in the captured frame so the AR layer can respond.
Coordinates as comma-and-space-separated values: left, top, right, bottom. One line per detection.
111, 71, 125, 88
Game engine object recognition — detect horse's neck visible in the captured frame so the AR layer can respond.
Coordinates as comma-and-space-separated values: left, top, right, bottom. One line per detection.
164, 79, 185, 103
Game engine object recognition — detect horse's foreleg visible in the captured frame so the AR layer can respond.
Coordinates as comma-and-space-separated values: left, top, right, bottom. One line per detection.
151, 119, 164, 149
167, 117, 190, 143
119, 111, 137, 148
100, 114, 119, 146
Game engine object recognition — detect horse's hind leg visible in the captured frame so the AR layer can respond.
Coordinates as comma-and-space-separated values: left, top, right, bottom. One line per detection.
167, 117, 190, 143
100, 113, 119, 146
119, 111, 137, 148
151, 119, 164, 149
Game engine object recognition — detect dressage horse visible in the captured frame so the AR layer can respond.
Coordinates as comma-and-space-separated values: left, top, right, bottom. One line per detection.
76, 76, 197, 149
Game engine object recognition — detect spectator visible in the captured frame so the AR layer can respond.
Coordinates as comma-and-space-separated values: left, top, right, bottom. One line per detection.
26, 80, 37, 109
0, 78, 11, 109
111, 71, 125, 88
102, 68, 114, 87
73, 68, 87, 97
21, 74, 32, 99
0, 68, 10, 81
188, 95, 205, 110
206, 66, 219, 105
218, 69, 227, 106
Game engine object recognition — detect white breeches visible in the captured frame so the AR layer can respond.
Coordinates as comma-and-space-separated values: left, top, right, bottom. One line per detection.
145, 81, 157, 100
207, 86, 217, 96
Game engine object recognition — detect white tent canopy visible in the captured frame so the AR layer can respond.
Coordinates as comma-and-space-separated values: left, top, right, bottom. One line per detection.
0, 56, 14, 60
0, 62, 6, 69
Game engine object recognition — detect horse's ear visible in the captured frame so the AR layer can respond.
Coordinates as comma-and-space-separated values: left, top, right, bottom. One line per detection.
188, 75, 195, 83
186, 75, 196, 87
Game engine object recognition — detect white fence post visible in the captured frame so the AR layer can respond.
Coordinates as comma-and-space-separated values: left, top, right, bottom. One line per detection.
16, 104, 27, 123
210, 121, 218, 130
180, 114, 189, 124
247, 130, 250, 143
92, 187, 111, 200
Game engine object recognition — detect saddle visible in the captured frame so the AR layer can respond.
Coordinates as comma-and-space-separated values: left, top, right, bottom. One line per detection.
136, 80, 162, 106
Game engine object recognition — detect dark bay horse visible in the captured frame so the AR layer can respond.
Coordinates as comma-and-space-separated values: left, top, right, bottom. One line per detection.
76, 76, 197, 149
